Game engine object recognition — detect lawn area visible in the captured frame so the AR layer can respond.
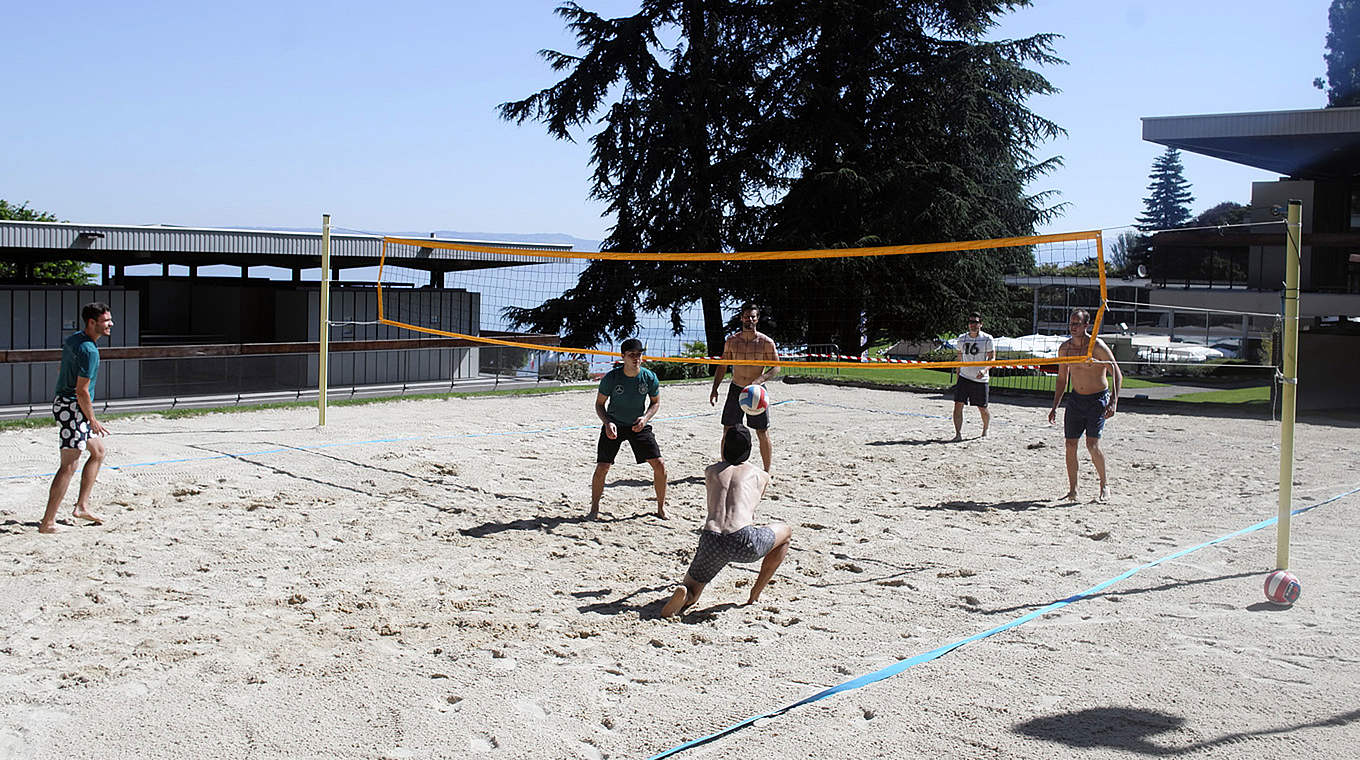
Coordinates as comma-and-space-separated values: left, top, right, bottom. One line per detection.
782, 365, 1164, 391
782, 365, 1273, 405
1166, 385, 1272, 404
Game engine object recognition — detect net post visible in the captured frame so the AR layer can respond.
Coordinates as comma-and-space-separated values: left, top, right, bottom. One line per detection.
319, 213, 331, 427
1276, 200, 1302, 570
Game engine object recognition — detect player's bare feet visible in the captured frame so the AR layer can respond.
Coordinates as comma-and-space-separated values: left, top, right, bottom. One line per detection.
661, 586, 690, 618
655, 507, 667, 519
38, 522, 62, 534
1097, 485, 1110, 503
981, 427, 989, 437
951, 433, 963, 442
72, 507, 103, 525
586, 508, 600, 520
1059, 490, 1078, 502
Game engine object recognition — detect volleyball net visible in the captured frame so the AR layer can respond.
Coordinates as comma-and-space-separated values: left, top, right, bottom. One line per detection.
376, 230, 1111, 373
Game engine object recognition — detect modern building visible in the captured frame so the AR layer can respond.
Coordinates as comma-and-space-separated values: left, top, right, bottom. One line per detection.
0, 222, 568, 411
1141, 105, 1360, 409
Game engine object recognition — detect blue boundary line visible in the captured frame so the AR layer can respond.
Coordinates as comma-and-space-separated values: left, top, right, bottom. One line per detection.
645, 485, 1360, 760
0, 401, 796, 481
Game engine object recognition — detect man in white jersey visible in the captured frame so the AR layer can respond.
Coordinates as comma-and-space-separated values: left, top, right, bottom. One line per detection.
952, 312, 995, 441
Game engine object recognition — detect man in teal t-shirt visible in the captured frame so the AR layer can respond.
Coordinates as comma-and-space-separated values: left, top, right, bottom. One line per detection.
42, 302, 114, 533
590, 338, 667, 519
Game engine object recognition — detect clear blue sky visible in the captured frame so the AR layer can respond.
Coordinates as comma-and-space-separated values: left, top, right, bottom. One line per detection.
1, 0, 1333, 246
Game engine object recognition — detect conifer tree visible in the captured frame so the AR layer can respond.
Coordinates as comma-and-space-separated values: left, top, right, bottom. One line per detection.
500, 1, 1064, 352
1135, 147, 1194, 232
1314, 0, 1359, 107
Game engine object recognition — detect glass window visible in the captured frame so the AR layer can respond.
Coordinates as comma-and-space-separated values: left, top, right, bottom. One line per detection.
1351, 186, 1360, 230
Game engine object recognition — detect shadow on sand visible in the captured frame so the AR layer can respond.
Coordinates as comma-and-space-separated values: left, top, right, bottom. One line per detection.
916, 498, 1061, 512
978, 571, 1262, 616
460, 512, 645, 538
573, 585, 674, 617
1015, 706, 1360, 755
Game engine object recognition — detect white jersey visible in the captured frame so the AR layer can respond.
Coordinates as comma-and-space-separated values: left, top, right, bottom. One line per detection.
956, 331, 995, 383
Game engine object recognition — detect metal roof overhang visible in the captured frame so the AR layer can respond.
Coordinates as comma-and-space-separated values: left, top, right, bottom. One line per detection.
1141, 106, 1360, 180
0, 221, 570, 271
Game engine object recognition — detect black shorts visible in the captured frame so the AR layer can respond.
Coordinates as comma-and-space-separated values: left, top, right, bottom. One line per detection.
952, 376, 989, 407
720, 383, 770, 429
596, 422, 662, 464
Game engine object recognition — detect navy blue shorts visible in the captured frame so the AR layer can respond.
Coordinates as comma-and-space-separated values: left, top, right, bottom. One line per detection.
1063, 390, 1109, 440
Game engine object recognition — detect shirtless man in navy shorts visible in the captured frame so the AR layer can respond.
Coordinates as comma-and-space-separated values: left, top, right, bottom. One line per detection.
1048, 309, 1122, 503
709, 303, 779, 472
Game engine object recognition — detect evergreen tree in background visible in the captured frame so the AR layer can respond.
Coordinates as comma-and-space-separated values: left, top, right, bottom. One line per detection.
1135, 147, 1194, 232
0, 200, 92, 284
1314, 0, 1359, 107
500, 1, 1064, 352
498, 1, 771, 354
745, 0, 1064, 350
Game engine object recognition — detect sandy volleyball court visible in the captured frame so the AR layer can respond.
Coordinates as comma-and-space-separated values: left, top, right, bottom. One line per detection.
1, 382, 1357, 759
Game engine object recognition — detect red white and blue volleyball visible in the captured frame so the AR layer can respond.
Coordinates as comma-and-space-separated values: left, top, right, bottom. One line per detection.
1263, 569, 1301, 605
739, 384, 769, 416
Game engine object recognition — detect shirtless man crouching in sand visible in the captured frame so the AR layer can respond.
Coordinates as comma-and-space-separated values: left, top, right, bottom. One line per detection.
661, 425, 792, 618
1048, 309, 1122, 503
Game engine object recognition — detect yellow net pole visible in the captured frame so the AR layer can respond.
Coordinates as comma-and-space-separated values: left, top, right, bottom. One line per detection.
319, 214, 331, 427
1276, 200, 1302, 570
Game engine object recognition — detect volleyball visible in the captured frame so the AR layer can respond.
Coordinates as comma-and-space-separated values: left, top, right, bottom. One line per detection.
739, 384, 769, 416
1263, 569, 1301, 605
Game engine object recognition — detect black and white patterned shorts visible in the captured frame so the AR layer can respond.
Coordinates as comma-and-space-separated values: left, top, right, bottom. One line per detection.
684, 525, 777, 584
52, 396, 92, 450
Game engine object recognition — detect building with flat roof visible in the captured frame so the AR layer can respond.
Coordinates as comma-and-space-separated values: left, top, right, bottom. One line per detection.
0, 222, 569, 410
1141, 105, 1360, 409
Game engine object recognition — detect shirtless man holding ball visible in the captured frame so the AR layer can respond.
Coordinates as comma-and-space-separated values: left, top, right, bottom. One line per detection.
709, 303, 779, 472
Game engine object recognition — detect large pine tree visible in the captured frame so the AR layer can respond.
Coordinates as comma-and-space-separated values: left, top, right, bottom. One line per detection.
1314, 0, 1359, 107
498, 1, 771, 353
500, 1, 1064, 352
1136, 147, 1194, 232
744, 0, 1064, 351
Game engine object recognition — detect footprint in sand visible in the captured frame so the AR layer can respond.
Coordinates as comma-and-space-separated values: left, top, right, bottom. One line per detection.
468, 733, 499, 752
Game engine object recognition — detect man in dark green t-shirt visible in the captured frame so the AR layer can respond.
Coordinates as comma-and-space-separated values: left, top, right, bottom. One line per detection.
590, 338, 667, 519
42, 302, 114, 533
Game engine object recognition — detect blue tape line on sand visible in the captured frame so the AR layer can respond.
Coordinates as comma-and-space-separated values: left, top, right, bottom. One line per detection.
647, 485, 1360, 760
0, 401, 796, 481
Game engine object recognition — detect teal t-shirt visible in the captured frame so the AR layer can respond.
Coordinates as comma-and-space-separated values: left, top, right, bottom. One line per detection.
54, 331, 100, 399
598, 366, 659, 425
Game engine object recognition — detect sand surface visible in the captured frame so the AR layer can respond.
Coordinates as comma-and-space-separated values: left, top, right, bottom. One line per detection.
1, 381, 1357, 759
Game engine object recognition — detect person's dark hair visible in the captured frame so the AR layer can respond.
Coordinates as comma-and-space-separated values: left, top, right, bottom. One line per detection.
82, 302, 110, 325
620, 338, 644, 354
1071, 309, 1091, 325
739, 302, 759, 316
722, 424, 752, 465
968, 312, 982, 322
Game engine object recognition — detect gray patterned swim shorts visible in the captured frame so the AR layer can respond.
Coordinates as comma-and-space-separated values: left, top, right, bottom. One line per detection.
684, 525, 777, 584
